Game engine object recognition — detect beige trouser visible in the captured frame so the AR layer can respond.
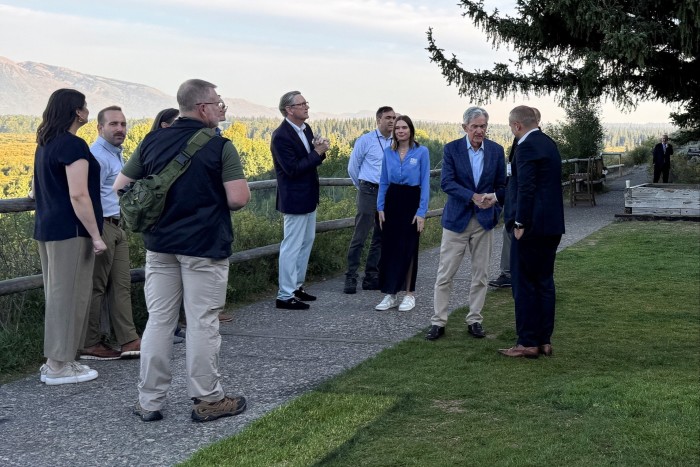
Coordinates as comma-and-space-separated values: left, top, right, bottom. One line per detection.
432, 217, 494, 327
83, 221, 138, 347
138, 251, 229, 411
38, 237, 95, 362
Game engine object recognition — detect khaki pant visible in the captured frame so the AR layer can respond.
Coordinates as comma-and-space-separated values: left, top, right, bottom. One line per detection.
84, 221, 138, 347
38, 237, 95, 362
432, 217, 493, 327
138, 251, 228, 411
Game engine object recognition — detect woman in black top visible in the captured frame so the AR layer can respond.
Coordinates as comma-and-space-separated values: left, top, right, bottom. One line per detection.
33, 89, 107, 386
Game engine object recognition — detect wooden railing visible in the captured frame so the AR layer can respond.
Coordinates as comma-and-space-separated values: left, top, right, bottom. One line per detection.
0, 171, 444, 296
0, 155, 627, 297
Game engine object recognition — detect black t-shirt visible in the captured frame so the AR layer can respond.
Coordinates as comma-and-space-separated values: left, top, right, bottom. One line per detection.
33, 132, 103, 241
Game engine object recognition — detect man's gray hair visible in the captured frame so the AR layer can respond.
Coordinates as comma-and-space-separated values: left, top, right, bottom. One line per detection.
463, 106, 489, 125
177, 79, 217, 112
279, 91, 301, 117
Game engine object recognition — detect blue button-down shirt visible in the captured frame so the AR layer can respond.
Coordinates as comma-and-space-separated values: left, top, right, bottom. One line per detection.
90, 136, 124, 218
466, 136, 484, 187
347, 129, 392, 187
377, 144, 431, 217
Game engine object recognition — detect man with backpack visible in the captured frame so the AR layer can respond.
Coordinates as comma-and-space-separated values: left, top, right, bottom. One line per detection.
114, 79, 250, 423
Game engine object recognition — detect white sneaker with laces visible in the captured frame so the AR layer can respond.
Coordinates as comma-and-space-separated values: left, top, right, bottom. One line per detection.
44, 361, 98, 385
375, 294, 398, 311
398, 295, 416, 311
40, 362, 91, 383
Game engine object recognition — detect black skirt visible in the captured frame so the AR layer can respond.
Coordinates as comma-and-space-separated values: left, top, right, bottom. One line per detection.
379, 184, 421, 294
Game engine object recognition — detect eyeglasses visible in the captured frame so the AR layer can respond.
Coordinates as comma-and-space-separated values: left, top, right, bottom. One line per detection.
196, 101, 228, 111
288, 101, 310, 108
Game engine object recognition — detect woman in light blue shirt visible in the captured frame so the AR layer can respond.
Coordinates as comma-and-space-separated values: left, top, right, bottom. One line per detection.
375, 115, 430, 312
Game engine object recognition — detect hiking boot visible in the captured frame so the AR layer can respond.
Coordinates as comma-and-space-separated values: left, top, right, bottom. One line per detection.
488, 274, 511, 288
44, 361, 98, 385
343, 276, 357, 294
173, 327, 186, 344
133, 402, 163, 422
191, 395, 247, 422
361, 276, 380, 290
80, 342, 121, 360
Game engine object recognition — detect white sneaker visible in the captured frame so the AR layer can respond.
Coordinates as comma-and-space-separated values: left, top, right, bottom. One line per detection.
375, 294, 398, 311
398, 295, 416, 311
44, 361, 98, 385
40, 362, 91, 382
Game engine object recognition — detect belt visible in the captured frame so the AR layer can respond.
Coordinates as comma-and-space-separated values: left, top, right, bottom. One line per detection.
359, 180, 379, 188
104, 217, 120, 226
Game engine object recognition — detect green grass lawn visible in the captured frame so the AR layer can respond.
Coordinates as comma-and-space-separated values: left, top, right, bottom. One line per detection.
183, 221, 700, 467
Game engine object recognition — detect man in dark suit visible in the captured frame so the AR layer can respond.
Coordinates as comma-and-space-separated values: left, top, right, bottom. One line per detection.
426, 106, 506, 341
652, 134, 673, 183
271, 91, 329, 310
500, 105, 565, 358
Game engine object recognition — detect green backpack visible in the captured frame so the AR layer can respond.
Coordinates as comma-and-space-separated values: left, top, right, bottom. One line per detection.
118, 128, 216, 233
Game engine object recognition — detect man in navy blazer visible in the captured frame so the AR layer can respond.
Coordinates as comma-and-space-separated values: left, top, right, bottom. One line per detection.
426, 106, 506, 341
652, 134, 673, 183
271, 91, 329, 310
500, 105, 565, 358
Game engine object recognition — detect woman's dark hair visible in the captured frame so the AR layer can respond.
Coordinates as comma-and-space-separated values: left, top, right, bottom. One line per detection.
391, 115, 420, 150
151, 108, 179, 132
36, 89, 86, 146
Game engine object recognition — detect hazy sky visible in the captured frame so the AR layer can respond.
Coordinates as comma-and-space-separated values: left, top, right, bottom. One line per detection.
0, 0, 678, 125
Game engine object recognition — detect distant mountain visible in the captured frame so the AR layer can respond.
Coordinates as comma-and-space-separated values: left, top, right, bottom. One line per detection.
0, 56, 362, 120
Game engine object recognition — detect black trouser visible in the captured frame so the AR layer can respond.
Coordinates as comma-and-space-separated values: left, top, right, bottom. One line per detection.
653, 163, 670, 183
511, 233, 562, 347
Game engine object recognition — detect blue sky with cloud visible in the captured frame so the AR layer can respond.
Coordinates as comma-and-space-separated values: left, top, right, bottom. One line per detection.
0, 0, 676, 124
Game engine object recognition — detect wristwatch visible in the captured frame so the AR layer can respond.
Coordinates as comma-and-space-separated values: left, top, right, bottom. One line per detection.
514, 222, 524, 230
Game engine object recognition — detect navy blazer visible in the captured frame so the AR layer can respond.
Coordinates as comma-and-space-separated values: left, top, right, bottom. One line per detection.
441, 137, 506, 233
271, 120, 325, 214
505, 130, 565, 236
652, 142, 673, 166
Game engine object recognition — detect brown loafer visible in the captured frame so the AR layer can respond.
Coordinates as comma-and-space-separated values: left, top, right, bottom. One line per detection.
539, 344, 553, 357
120, 338, 141, 359
498, 345, 539, 359
80, 342, 121, 361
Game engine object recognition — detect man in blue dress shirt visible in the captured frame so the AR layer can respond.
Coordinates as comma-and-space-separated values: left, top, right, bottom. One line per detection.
343, 106, 396, 294
80, 106, 141, 360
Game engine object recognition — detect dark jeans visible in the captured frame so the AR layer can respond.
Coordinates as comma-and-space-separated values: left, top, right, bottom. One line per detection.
345, 181, 382, 279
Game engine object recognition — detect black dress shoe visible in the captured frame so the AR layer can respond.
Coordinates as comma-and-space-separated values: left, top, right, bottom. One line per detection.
276, 298, 310, 310
293, 287, 316, 301
425, 325, 445, 341
467, 322, 486, 338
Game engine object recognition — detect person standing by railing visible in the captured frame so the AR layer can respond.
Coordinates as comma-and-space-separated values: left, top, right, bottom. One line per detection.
33, 88, 107, 385
375, 115, 430, 312
271, 91, 329, 310
343, 106, 396, 294
115, 79, 251, 422
80, 106, 141, 361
